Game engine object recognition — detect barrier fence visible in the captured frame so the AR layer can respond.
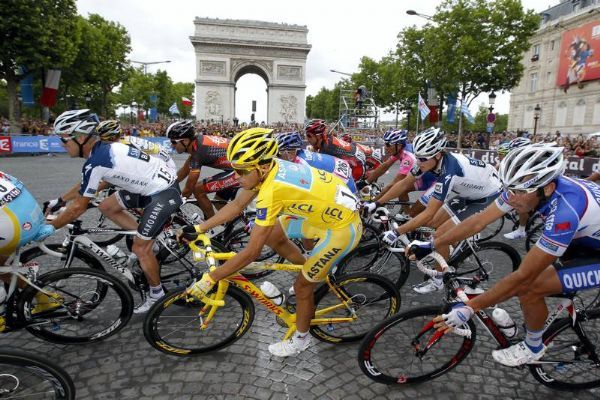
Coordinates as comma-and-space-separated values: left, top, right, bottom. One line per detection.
1, 135, 598, 176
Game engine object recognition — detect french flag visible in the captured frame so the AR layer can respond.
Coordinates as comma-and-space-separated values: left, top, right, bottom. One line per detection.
39, 69, 61, 107
181, 97, 193, 106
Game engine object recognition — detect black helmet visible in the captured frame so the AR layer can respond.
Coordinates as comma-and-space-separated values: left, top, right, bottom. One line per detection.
166, 120, 195, 139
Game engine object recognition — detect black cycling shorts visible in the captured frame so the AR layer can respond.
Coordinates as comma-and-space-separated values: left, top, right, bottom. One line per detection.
116, 183, 182, 240
444, 193, 500, 224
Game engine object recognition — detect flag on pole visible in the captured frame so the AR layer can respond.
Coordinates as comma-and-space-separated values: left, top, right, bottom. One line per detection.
461, 101, 475, 123
169, 102, 180, 115
181, 97, 193, 106
418, 93, 430, 120
446, 94, 457, 123
39, 69, 61, 107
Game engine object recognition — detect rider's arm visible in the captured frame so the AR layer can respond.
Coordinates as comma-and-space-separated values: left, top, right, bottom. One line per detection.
182, 168, 201, 199
433, 202, 506, 248
197, 189, 257, 232
176, 156, 191, 183
586, 172, 600, 182
466, 247, 556, 312
209, 223, 274, 281
378, 173, 407, 198
366, 158, 395, 183
60, 182, 82, 202
397, 197, 443, 235
50, 194, 92, 229
377, 174, 416, 203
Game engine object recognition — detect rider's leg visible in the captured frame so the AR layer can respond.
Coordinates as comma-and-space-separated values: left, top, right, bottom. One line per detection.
192, 185, 215, 219
517, 265, 562, 332
408, 201, 425, 218
265, 221, 306, 265
98, 194, 138, 230
132, 237, 161, 286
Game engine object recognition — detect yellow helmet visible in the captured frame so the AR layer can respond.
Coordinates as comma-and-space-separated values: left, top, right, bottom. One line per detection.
227, 128, 278, 168
95, 120, 122, 141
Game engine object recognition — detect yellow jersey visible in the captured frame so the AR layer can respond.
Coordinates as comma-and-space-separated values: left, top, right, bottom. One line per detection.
254, 159, 359, 230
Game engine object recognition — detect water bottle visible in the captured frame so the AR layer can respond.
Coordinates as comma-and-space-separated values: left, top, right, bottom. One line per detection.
189, 212, 203, 224
260, 281, 284, 306
491, 307, 518, 338
106, 245, 128, 267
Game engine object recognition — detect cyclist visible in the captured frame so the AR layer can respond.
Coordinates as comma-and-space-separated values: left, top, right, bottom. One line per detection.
185, 128, 362, 357
367, 128, 502, 293
408, 144, 600, 366
168, 120, 238, 219
48, 109, 181, 314
304, 119, 367, 182
497, 137, 531, 240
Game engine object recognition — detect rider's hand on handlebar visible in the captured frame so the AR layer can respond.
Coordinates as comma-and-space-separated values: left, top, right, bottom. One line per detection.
406, 240, 434, 261
361, 201, 380, 218
43, 197, 66, 216
434, 302, 474, 332
176, 225, 203, 243
381, 229, 399, 246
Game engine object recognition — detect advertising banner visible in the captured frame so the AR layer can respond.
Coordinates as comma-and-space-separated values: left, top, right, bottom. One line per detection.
556, 20, 600, 89
10, 136, 67, 153
0, 136, 12, 153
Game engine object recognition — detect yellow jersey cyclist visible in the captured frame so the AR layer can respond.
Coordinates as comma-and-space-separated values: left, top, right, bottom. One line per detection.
408, 144, 600, 366
184, 128, 363, 357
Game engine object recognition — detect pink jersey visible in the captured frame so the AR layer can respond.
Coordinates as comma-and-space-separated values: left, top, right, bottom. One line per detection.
389, 150, 417, 176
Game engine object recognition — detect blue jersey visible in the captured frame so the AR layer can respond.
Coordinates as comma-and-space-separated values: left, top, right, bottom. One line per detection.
295, 149, 357, 194
496, 176, 600, 257
0, 172, 44, 255
411, 153, 501, 202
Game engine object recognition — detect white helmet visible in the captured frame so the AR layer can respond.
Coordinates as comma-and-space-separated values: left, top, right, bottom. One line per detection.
54, 109, 99, 136
499, 145, 565, 191
413, 128, 446, 158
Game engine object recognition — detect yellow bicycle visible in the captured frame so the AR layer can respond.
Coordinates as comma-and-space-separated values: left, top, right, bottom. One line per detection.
143, 234, 401, 356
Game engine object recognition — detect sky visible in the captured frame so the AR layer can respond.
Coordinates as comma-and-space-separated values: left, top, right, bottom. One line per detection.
77, 0, 557, 123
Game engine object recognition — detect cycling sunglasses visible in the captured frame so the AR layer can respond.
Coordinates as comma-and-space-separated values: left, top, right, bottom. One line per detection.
417, 157, 431, 163
59, 135, 76, 144
170, 139, 184, 145
507, 187, 537, 196
233, 167, 255, 176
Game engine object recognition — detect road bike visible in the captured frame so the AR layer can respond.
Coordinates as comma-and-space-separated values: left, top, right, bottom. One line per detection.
358, 251, 600, 391
143, 234, 402, 356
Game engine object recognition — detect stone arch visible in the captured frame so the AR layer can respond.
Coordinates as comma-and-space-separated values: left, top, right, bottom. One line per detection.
191, 18, 311, 124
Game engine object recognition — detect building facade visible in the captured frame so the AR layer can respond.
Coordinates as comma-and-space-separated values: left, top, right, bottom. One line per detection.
508, 0, 600, 134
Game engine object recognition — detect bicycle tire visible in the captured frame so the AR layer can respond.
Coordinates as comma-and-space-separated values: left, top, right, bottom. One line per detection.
20, 243, 107, 276
528, 308, 600, 390
310, 272, 401, 343
0, 349, 76, 399
358, 305, 476, 385
333, 242, 410, 290
143, 285, 255, 356
525, 222, 543, 252
17, 268, 133, 344
477, 214, 505, 242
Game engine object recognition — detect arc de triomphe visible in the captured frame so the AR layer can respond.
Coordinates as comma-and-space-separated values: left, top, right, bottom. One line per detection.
190, 18, 311, 124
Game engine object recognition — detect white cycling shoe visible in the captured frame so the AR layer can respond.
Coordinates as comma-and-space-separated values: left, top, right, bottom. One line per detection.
413, 278, 444, 294
503, 229, 526, 240
134, 294, 161, 314
268, 335, 312, 357
492, 341, 546, 367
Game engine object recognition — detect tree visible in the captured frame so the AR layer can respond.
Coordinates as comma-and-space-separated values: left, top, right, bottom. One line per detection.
0, 0, 80, 129
170, 82, 195, 119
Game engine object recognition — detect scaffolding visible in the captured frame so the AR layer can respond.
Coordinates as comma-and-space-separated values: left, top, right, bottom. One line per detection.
333, 89, 379, 134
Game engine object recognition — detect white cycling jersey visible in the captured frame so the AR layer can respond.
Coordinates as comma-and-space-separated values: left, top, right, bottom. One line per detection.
411, 152, 501, 202
120, 136, 176, 171
79, 141, 177, 198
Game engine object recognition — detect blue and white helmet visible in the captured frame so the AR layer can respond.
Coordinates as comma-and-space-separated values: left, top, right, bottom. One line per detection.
276, 131, 303, 150
498, 137, 531, 156
499, 145, 565, 191
413, 128, 446, 158
54, 109, 99, 136
383, 129, 408, 146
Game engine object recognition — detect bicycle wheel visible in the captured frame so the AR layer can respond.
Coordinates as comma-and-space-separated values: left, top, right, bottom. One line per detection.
224, 227, 276, 279
451, 241, 521, 290
310, 272, 401, 343
333, 243, 410, 289
17, 268, 133, 344
143, 285, 255, 356
0, 349, 75, 399
525, 222, 543, 252
20, 244, 106, 277
477, 214, 505, 242
358, 305, 476, 385
359, 222, 381, 247
529, 308, 600, 390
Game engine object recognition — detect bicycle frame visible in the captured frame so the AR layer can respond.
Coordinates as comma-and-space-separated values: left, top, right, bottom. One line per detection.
188, 236, 361, 340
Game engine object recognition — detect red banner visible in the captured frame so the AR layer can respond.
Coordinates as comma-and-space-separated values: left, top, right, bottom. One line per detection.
429, 105, 439, 123
0, 136, 12, 153
556, 20, 600, 90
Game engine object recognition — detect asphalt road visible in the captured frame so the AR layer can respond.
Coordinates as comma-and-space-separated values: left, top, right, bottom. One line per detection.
1, 153, 599, 400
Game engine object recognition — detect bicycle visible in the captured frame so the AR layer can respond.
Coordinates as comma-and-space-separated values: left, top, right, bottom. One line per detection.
478, 209, 542, 242
358, 251, 600, 391
143, 234, 402, 356
1, 247, 133, 344
0, 348, 75, 399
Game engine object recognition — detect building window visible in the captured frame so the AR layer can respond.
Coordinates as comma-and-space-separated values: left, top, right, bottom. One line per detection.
530, 72, 539, 92
531, 44, 540, 61
573, 99, 586, 125
555, 101, 567, 127
550, 40, 555, 51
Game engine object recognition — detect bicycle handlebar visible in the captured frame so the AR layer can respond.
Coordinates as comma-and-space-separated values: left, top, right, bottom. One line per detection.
414, 251, 454, 278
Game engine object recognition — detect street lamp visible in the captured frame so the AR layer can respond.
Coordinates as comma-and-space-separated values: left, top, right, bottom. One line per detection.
533, 104, 541, 134
406, 10, 433, 21
131, 60, 171, 75
330, 69, 353, 77
488, 91, 496, 114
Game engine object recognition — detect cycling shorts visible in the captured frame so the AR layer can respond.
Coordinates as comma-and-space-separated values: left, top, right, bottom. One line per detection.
554, 246, 600, 293
198, 171, 240, 201
279, 214, 362, 282
115, 182, 182, 240
444, 193, 500, 224
0, 190, 44, 256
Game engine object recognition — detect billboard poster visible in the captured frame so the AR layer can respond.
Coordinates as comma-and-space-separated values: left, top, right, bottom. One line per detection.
556, 20, 600, 89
